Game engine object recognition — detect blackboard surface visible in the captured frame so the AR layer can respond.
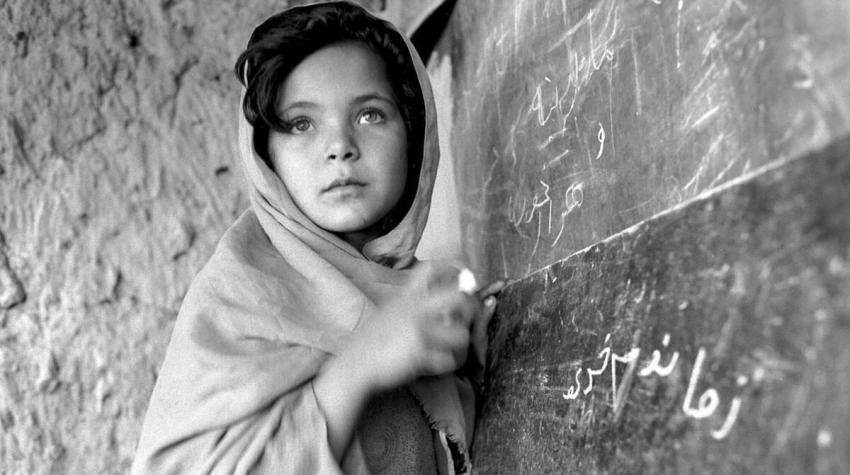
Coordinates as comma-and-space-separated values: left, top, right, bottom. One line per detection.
471, 137, 850, 474
446, 0, 850, 281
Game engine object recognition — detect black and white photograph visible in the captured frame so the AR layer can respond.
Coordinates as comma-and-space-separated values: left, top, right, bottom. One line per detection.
1, 0, 848, 473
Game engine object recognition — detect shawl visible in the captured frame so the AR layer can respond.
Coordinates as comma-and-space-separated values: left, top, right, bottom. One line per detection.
131, 3, 473, 474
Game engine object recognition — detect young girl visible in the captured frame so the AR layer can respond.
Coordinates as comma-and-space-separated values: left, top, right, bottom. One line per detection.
132, 2, 502, 473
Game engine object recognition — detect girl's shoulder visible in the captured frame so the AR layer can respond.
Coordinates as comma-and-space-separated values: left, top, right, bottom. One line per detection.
185, 209, 289, 305
217, 209, 279, 263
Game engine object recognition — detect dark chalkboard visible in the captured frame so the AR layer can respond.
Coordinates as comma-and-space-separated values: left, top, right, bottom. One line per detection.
445, 0, 850, 281
471, 137, 850, 473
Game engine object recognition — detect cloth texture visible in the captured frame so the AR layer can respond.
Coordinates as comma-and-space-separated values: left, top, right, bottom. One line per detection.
130, 2, 473, 474
356, 388, 438, 474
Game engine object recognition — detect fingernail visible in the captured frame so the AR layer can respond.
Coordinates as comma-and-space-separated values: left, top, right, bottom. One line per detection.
484, 296, 496, 307
458, 268, 477, 295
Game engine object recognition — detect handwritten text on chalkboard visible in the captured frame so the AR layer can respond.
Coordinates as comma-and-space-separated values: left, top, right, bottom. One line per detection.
548, 332, 743, 440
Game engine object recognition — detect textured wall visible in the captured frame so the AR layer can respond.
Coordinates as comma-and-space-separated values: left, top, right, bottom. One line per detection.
0, 1, 265, 472
0, 1, 444, 473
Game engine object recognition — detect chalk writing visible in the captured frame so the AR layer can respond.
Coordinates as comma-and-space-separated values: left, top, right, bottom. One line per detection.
711, 393, 742, 440
492, 0, 623, 270
675, 0, 684, 69
556, 333, 743, 440
535, 0, 619, 125
507, 175, 587, 256
584, 333, 611, 395
639, 332, 679, 376
683, 347, 744, 440
630, 29, 643, 116
682, 348, 720, 419
595, 122, 606, 160
505, 120, 607, 254
551, 181, 585, 248
467, 0, 626, 271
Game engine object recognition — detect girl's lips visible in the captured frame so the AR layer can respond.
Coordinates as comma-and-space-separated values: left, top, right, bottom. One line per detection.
324, 183, 366, 200
323, 178, 366, 192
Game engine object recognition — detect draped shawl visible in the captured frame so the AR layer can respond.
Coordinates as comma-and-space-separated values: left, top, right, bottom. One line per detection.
131, 3, 473, 474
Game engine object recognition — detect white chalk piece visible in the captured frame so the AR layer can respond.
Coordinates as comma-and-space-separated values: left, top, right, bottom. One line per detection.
458, 268, 478, 295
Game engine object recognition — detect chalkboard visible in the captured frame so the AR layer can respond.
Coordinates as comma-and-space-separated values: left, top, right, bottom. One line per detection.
471, 137, 850, 473
445, 0, 850, 280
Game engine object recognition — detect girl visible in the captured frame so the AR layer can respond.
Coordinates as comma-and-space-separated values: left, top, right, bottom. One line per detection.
132, 2, 502, 474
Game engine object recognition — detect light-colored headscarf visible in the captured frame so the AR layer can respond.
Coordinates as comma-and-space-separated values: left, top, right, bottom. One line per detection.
131, 2, 473, 474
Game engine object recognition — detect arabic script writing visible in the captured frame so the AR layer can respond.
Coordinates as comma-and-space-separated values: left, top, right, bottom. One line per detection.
557, 333, 743, 440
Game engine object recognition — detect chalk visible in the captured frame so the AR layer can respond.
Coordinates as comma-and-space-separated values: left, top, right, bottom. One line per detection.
458, 268, 478, 295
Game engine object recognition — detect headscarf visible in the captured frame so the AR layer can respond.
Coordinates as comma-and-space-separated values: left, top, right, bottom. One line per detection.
131, 2, 472, 474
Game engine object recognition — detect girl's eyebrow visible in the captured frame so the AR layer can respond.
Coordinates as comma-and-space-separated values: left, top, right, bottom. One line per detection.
351, 92, 395, 105
280, 100, 318, 112
281, 92, 395, 112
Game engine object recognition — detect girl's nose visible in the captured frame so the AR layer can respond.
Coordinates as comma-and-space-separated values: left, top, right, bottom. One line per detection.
326, 126, 359, 161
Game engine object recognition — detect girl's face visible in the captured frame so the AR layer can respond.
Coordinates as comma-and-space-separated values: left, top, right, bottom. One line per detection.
268, 41, 408, 245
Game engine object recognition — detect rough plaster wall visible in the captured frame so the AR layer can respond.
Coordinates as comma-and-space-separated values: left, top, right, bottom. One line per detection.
0, 1, 272, 472
0, 0, 436, 473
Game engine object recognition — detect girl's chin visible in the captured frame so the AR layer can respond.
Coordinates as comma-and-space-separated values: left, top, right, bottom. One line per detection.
309, 202, 395, 236
316, 214, 381, 235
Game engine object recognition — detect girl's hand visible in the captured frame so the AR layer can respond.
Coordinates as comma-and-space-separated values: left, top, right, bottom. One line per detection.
344, 262, 482, 393
470, 280, 507, 366
312, 264, 503, 460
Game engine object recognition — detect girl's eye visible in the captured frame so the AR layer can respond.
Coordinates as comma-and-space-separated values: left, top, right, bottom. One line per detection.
358, 109, 385, 125
285, 118, 312, 134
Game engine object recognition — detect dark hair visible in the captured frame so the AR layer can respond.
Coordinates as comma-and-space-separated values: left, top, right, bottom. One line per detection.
234, 2, 425, 233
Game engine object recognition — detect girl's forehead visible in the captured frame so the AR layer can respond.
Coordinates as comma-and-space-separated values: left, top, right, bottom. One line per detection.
279, 42, 395, 107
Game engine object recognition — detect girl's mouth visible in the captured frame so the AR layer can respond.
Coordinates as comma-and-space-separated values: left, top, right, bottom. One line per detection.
324, 178, 366, 192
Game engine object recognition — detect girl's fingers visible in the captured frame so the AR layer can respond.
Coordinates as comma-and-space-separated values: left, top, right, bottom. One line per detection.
473, 296, 497, 365
426, 290, 479, 328
475, 280, 507, 300
424, 349, 466, 375
407, 262, 438, 291
422, 323, 470, 368
409, 261, 462, 293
